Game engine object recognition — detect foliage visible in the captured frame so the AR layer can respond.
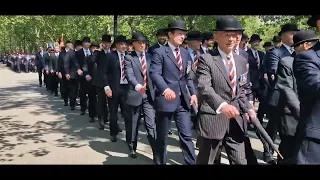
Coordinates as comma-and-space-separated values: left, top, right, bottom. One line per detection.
0, 15, 312, 54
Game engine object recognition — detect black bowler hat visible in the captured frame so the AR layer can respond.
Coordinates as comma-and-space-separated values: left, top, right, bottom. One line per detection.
82, 37, 91, 43
65, 40, 73, 44
213, 16, 244, 31
292, 30, 319, 47
272, 36, 281, 43
101, 34, 111, 42
201, 32, 213, 40
278, 23, 300, 36
307, 15, 320, 27
74, 40, 82, 46
114, 35, 127, 44
166, 20, 188, 32
241, 33, 249, 41
249, 34, 262, 43
131, 31, 148, 42
90, 42, 99, 48
186, 31, 203, 41
263, 42, 273, 47
156, 29, 168, 36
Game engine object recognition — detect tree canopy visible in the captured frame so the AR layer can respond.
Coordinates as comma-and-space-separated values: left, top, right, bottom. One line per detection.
0, 15, 313, 54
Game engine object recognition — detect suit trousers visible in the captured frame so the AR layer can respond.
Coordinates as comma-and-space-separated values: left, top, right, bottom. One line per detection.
79, 79, 97, 118
68, 79, 78, 108
296, 137, 320, 164
263, 106, 279, 157
154, 96, 196, 165
277, 135, 296, 164
126, 91, 157, 155
37, 69, 44, 86
108, 84, 129, 137
197, 119, 247, 165
61, 76, 70, 104
96, 87, 109, 122
50, 73, 59, 95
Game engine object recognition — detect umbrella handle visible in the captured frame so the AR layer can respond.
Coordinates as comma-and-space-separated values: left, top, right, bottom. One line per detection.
277, 151, 284, 160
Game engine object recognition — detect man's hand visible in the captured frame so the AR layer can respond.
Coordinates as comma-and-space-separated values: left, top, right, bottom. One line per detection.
190, 95, 198, 108
77, 69, 83, 76
46, 70, 49, 74
58, 72, 62, 79
220, 104, 240, 119
263, 73, 268, 79
271, 74, 275, 80
105, 89, 112, 98
164, 88, 176, 101
65, 74, 70, 80
42, 69, 45, 73
85, 75, 92, 81
56, 72, 59, 76
138, 84, 146, 94
50, 69, 54, 73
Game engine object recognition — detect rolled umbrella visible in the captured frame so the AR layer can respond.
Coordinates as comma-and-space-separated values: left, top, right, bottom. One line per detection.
238, 100, 283, 160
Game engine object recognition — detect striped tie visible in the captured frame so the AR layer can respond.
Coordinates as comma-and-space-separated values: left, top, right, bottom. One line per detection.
175, 48, 183, 72
255, 51, 260, 68
140, 53, 147, 86
193, 51, 198, 69
121, 53, 126, 81
227, 55, 236, 96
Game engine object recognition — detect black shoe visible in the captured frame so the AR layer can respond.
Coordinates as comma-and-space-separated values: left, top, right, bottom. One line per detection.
70, 107, 75, 111
39, 84, 42, 87
98, 119, 105, 130
129, 151, 137, 158
89, 117, 95, 123
110, 136, 117, 142
80, 111, 85, 115
263, 155, 276, 165
54, 93, 58, 97
117, 125, 122, 133
64, 103, 68, 106
168, 130, 173, 135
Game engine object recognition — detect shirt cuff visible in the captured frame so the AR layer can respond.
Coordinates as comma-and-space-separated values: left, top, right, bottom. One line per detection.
135, 84, 143, 92
162, 88, 169, 95
104, 86, 110, 91
216, 102, 228, 114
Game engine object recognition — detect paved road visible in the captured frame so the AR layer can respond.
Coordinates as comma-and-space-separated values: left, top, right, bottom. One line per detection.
0, 66, 278, 164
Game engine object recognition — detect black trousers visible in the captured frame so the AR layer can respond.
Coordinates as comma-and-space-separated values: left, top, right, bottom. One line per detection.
277, 135, 296, 164
108, 84, 129, 137
37, 69, 44, 86
96, 87, 109, 122
263, 106, 279, 158
68, 79, 78, 108
60, 76, 69, 104
49, 73, 59, 95
79, 79, 97, 118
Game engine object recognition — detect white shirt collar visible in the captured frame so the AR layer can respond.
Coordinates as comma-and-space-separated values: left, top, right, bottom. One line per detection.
283, 43, 293, 53
218, 47, 233, 60
135, 51, 145, 57
167, 41, 179, 52
117, 50, 125, 57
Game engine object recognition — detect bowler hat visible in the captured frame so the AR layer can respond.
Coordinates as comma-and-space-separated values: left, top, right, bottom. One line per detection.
186, 31, 203, 41
272, 36, 281, 43
156, 29, 168, 36
74, 40, 82, 46
101, 34, 111, 42
82, 36, 91, 43
114, 35, 127, 44
90, 41, 99, 48
278, 23, 299, 36
65, 40, 73, 44
213, 16, 244, 31
131, 31, 148, 42
263, 42, 273, 47
241, 33, 249, 41
166, 20, 188, 32
307, 15, 320, 27
249, 34, 262, 43
292, 30, 319, 47
201, 32, 213, 40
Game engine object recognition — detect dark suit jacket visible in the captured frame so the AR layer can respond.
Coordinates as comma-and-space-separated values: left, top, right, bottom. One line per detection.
64, 50, 78, 79
94, 50, 110, 88
35, 51, 45, 69
58, 50, 66, 74
196, 49, 252, 140
43, 53, 50, 71
266, 45, 292, 107
75, 48, 94, 79
276, 55, 299, 136
293, 41, 320, 140
148, 43, 161, 54
247, 49, 265, 90
124, 51, 155, 106
149, 44, 196, 112
188, 48, 206, 95
49, 53, 59, 72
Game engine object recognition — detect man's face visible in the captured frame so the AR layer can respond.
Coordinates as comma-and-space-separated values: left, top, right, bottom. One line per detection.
83, 41, 91, 49
250, 40, 261, 50
264, 46, 273, 52
55, 46, 60, 52
168, 30, 186, 46
234, 31, 242, 46
75, 45, 82, 51
157, 35, 168, 45
116, 42, 127, 53
273, 41, 282, 48
187, 40, 201, 50
127, 45, 134, 52
281, 31, 297, 46
205, 39, 214, 47
101, 41, 111, 50
214, 31, 237, 52
66, 43, 74, 50
132, 41, 146, 52
90, 46, 98, 52
239, 39, 248, 49
39, 47, 43, 52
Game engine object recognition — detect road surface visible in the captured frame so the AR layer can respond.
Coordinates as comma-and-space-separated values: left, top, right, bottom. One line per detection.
0, 66, 278, 164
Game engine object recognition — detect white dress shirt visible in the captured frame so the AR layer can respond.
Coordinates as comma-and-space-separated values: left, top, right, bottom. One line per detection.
134, 51, 146, 91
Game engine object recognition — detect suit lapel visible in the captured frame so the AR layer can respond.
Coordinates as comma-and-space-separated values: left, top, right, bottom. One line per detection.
212, 52, 232, 89
165, 46, 180, 70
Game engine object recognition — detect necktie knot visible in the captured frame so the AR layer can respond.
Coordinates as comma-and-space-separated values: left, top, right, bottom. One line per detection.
175, 47, 179, 52
193, 51, 197, 55
226, 55, 231, 60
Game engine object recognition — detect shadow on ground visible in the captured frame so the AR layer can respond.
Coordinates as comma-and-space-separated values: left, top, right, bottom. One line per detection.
0, 78, 273, 164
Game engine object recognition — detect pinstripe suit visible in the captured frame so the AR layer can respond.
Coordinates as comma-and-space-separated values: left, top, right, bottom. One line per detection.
196, 48, 251, 164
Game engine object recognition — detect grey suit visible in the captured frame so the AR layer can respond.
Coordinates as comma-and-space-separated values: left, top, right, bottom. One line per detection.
124, 51, 157, 155
196, 49, 251, 164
